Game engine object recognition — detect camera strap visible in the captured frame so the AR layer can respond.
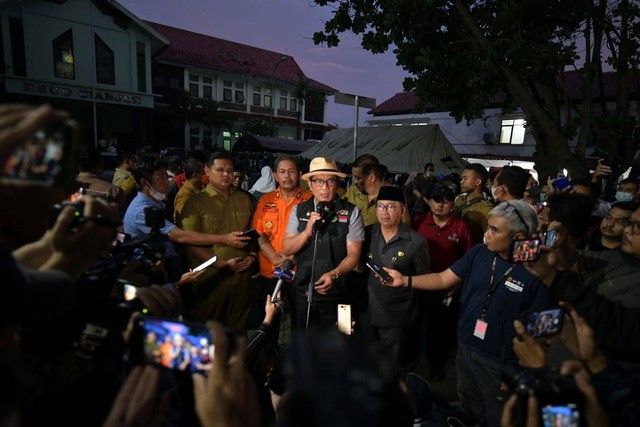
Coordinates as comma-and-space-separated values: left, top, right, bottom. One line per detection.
480, 255, 516, 321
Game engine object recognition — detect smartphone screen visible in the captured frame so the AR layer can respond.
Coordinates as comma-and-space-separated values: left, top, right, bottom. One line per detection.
337, 304, 352, 335
510, 238, 541, 263
0, 119, 79, 188
132, 316, 214, 376
553, 177, 573, 192
118, 280, 139, 302
522, 307, 565, 338
541, 403, 579, 427
544, 228, 559, 247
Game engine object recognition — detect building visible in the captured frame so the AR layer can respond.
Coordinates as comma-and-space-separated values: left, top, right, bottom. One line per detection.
0, 0, 336, 153
367, 71, 639, 178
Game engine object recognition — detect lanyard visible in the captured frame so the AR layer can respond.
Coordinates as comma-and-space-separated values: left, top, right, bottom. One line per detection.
480, 255, 516, 320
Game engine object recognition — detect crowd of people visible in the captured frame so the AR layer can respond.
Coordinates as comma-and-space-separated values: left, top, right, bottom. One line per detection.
1, 103, 639, 427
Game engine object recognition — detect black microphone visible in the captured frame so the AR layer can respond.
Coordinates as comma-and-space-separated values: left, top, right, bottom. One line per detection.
312, 202, 328, 235
272, 259, 294, 303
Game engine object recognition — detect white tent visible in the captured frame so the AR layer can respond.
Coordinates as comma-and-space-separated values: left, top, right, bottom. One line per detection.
298, 125, 468, 174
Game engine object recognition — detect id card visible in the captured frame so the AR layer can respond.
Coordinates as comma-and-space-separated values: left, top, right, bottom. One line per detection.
473, 319, 488, 340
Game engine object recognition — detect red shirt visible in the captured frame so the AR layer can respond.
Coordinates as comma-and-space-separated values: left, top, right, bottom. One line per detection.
413, 211, 473, 272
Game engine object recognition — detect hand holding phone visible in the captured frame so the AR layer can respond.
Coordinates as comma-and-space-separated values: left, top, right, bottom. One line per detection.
522, 307, 565, 338
240, 229, 260, 240
366, 259, 393, 284
193, 255, 217, 272
511, 238, 541, 263
553, 177, 574, 192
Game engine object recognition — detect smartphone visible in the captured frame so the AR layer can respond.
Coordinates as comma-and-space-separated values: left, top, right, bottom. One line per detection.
522, 307, 565, 338
240, 229, 260, 240
193, 255, 217, 272
365, 259, 393, 284
544, 228, 559, 247
541, 403, 580, 427
337, 304, 352, 335
130, 316, 214, 376
0, 119, 80, 189
553, 177, 574, 192
510, 238, 541, 263
118, 279, 140, 302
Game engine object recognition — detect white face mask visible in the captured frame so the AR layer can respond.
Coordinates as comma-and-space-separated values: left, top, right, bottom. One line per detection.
148, 183, 167, 202
491, 185, 501, 200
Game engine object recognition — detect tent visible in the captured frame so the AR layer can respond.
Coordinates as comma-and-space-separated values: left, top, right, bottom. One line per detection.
298, 125, 468, 174
233, 134, 319, 154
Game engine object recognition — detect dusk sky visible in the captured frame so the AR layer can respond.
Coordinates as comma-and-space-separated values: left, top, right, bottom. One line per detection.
120, 0, 410, 128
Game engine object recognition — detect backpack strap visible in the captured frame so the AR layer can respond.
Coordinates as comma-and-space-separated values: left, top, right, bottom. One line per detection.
451, 196, 486, 217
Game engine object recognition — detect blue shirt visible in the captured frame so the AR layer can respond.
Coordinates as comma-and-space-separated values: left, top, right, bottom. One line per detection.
450, 244, 557, 363
124, 192, 176, 238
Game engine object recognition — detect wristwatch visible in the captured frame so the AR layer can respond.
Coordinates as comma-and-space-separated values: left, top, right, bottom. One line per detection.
331, 270, 341, 280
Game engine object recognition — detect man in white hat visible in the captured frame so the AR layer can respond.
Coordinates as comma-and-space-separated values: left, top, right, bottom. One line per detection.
283, 157, 365, 329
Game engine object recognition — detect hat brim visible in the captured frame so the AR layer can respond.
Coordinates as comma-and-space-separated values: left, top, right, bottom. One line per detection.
301, 169, 348, 181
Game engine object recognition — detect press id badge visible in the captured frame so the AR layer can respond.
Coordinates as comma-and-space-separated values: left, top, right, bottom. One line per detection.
473, 319, 488, 340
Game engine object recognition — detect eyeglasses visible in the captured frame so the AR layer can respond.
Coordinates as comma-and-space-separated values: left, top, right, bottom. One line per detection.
603, 214, 630, 227
624, 220, 640, 235
505, 202, 529, 234
376, 203, 401, 212
311, 178, 338, 187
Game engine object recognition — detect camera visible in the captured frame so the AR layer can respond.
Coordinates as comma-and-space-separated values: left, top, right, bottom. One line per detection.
49, 200, 84, 229
502, 367, 582, 426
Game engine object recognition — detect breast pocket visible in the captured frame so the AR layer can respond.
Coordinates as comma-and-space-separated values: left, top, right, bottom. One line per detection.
262, 212, 280, 238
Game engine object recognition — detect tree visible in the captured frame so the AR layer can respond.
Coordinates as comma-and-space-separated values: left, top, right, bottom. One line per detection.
313, 0, 640, 180
170, 91, 234, 150
293, 73, 327, 139
237, 118, 277, 137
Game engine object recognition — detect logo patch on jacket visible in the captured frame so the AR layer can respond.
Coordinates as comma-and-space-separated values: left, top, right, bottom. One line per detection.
262, 203, 277, 213
337, 209, 349, 223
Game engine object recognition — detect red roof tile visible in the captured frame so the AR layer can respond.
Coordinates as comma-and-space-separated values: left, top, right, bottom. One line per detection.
146, 21, 336, 93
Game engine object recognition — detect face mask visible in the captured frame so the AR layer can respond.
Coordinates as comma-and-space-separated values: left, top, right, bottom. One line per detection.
425, 170, 433, 178
148, 183, 167, 202
491, 185, 501, 200
615, 191, 634, 202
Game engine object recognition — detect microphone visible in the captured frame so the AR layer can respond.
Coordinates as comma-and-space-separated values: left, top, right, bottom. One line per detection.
271, 259, 295, 303
312, 202, 328, 235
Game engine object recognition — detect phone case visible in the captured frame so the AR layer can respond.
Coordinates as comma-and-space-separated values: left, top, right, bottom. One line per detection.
337, 304, 351, 335
522, 307, 565, 338
366, 259, 393, 283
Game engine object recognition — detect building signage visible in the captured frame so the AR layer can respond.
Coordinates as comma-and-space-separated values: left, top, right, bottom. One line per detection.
5, 77, 154, 108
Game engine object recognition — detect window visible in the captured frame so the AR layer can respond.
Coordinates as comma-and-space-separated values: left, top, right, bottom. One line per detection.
136, 41, 146, 91
264, 87, 272, 108
202, 77, 213, 99
280, 90, 288, 110
253, 85, 262, 106
223, 80, 233, 102
190, 127, 200, 148
234, 82, 245, 104
290, 98, 297, 111
223, 80, 245, 104
8, 17, 26, 76
95, 35, 115, 85
500, 119, 526, 145
53, 29, 74, 79
202, 128, 212, 147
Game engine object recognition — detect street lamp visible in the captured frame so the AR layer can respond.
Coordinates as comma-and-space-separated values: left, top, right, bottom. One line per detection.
270, 56, 288, 125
